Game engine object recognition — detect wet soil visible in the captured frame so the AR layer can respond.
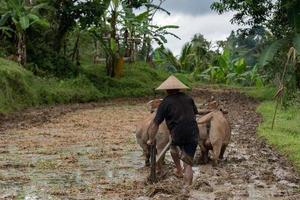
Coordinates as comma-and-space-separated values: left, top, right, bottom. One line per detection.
0, 88, 299, 199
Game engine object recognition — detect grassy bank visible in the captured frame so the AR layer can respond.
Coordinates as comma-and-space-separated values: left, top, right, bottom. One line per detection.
0, 58, 174, 113
257, 102, 300, 171
242, 86, 300, 172
0, 58, 39, 113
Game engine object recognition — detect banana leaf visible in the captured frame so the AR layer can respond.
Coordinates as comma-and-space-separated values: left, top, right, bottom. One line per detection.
258, 39, 286, 67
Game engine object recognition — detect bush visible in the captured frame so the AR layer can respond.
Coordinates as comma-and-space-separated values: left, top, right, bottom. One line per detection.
0, 58, 39, 112
0, 57, 106, 112
36, 76, 103, 104
81, 61, 169, 97
27, 39, 79, 77
0, 58, 170, 114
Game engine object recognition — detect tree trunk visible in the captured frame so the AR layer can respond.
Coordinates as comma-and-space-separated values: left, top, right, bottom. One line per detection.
71, 32, 80, 63
141, 3, 150, 61
76, 47, 80, 66
17, 32, 26, 65
94, 39, 100, 64
106, 54, 117, 77
17, 33, 21, 64
53, 22, 70, 53
129, 31, 136, 63
53, 30, 64, 53
115, 56, 124, 78
106, 8, 118, 77
124, 29, 130, 57
145, 38, 152, 63
141, 34, 147, 60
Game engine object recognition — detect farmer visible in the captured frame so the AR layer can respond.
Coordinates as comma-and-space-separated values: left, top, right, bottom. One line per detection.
147, 75, 199, 186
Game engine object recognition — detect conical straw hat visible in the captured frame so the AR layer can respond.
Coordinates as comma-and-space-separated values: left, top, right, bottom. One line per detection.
156, 75, 189, 90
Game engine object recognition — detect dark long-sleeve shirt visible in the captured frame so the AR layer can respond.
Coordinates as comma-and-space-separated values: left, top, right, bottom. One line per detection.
154, 92, 199, 145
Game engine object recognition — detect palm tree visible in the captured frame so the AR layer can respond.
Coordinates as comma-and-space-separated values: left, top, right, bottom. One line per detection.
155, 43, 194, 72
0, 0, 48, 65
178, 42, 194, 71
190, 34, 212, 71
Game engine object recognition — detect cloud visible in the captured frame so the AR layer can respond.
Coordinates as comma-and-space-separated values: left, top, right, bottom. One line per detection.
152, 12, 240, 55
154, 0, 215, 16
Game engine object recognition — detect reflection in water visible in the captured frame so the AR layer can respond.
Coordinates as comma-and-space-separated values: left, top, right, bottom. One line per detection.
0, 145, 144, 199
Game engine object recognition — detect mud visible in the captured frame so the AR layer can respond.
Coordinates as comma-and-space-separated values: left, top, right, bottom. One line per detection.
0, 88, 299, 199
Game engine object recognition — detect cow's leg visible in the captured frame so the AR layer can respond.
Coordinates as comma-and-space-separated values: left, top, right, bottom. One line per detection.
219, 145, 227, 160
203, 139, 212, 164
212, 141, 222, 167
202, 148, 209, 164
197, 141, 209, 164
141, 144, 150, 166
193, 145, 202, 165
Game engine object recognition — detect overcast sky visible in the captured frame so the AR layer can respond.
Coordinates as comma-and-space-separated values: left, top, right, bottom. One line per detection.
151, 0, 241, 55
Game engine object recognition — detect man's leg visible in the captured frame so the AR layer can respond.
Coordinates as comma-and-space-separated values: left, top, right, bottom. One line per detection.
170, 145, 183, 177
181, 143, 197, 186
183, 162, 193, 185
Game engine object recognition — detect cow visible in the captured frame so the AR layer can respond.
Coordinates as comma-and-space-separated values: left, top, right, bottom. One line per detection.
197, 101, 231, 166
135, 99, 170, 172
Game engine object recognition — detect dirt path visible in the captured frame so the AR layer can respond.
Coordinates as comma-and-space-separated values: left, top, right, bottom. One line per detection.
0, 89, 299, 199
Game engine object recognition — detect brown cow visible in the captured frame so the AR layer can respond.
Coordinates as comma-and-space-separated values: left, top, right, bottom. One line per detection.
135, 99, 170, 171
197, 101, 231, 166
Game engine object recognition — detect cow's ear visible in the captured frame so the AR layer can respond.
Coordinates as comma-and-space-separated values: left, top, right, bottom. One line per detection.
147, 100, 153, 106
146, 100, 154, 112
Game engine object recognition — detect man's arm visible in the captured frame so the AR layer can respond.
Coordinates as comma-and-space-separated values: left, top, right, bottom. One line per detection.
147, 120, 159, 145
147, 101, 166, 145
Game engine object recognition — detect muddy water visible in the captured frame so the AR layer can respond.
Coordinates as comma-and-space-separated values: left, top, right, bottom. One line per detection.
0, 90, 299, 199
0, 104, 149, 199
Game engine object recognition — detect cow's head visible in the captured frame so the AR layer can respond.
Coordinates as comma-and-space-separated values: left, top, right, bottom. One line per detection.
207, 100, 219, 110
146, 99, 163, 113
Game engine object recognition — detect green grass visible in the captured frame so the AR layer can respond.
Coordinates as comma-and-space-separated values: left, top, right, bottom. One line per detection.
257, 101, 300, 172
0, 58, 173, 113
241, 85, 300, 172
240, 86, 277, 101
80, 61, 170, 98
0, 58, 39, 113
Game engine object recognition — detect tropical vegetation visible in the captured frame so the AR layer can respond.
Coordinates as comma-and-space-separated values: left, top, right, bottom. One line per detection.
0, 0, 299, 112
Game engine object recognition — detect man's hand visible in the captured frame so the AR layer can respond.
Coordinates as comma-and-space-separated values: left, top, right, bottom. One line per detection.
147, 120, 159, 146
147, 139, 154, 145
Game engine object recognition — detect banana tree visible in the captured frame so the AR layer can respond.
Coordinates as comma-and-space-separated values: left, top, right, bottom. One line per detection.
0, 0, 48, 65
0, 26, 13, 37
197, 47, 264, 86
121, 1, 179, 62
92, 0, 178, 77
121, 7, 150, 62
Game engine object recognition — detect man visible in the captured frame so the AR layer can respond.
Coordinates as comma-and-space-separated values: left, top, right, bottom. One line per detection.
147, 75, 199, 186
